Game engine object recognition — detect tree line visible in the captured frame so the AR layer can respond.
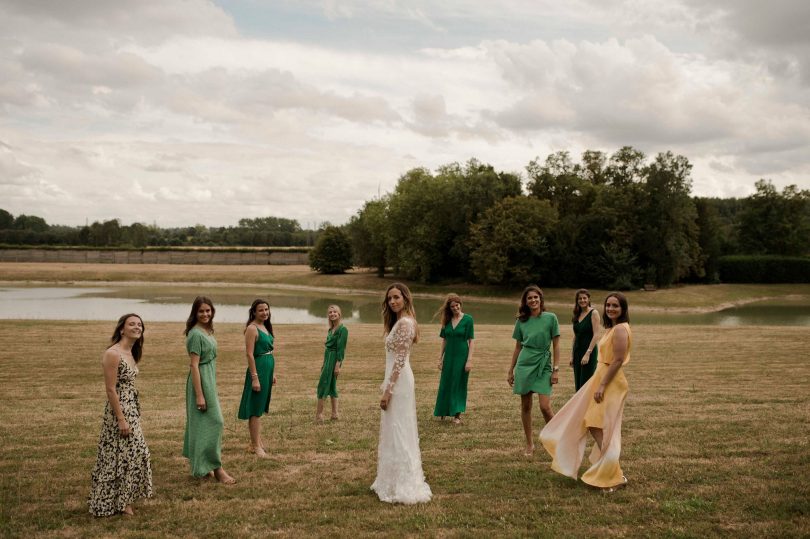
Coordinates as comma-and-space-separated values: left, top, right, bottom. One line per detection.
4, 145, 808, 287
343, 147, 809, 287
0, 212, 318, 248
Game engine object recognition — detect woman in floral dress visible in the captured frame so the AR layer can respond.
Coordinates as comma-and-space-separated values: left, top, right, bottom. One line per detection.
88, 313, 153, 517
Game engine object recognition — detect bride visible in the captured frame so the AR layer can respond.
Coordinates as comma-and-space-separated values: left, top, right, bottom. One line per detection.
371, 283, 432, 504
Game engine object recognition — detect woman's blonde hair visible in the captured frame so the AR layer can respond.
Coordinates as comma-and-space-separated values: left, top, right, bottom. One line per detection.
327, 304, 343, 331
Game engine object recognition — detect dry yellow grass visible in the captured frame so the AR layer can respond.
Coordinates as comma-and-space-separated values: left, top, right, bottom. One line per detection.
1, 319, 808, 538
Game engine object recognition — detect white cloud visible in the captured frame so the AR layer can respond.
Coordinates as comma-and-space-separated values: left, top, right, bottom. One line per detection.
0, 0, 808, 228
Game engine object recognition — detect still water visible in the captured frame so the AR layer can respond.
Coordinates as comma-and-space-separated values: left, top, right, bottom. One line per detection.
1, 286, 809, 326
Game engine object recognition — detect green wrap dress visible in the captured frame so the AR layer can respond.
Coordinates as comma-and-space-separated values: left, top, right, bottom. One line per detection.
182, 327, 224, 477
317, 325, 348, 399
433, 313, 474, 417
572, 309, 598, 390
238, 328, 275, 419
512, 312, 560, 396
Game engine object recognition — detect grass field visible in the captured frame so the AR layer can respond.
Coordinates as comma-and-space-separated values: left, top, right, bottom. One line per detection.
1, 318, 808, 538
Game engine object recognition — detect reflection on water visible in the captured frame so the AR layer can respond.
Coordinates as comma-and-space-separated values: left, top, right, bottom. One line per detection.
0, 286, 808, 326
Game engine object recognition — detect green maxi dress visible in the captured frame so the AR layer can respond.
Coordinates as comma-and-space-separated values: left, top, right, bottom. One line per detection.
433, 313, 474, 417
512, 312, 560, 396
238, 329, 275, 419
572, 309, 598, 391
316, 325, 348, 399
182, 327, 224, 477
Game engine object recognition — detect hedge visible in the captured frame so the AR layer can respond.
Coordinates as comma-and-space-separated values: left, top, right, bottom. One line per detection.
718, 255, 810, 283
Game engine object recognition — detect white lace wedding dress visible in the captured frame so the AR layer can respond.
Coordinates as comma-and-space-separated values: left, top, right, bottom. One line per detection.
370, 317, 432, 504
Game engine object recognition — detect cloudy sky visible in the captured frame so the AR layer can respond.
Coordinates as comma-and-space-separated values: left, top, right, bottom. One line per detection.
1, 0, 808, 228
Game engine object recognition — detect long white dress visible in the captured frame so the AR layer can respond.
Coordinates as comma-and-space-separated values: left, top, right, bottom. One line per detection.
371, 317, 432, 504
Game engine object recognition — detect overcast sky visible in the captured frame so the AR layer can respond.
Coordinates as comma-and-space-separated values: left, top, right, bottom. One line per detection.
1, 0, 808, 228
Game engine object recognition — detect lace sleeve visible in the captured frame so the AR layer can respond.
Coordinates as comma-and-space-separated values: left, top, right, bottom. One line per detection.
386, 318, 415, 392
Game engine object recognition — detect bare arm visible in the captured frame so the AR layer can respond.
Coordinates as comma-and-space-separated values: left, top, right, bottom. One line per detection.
581, 309, 601, 365
593, 325, 628, 403
189, 353, 206, 411
465, 339, 474, 372
102, 349, 130, 437
551, 335, 560, 385
437, 338, 446, 370
244, 325, 260, 392
507, 341, 522, 385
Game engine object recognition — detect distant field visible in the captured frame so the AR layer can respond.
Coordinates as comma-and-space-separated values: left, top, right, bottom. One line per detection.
0, 320, 807, 537
2, 262, 810, 312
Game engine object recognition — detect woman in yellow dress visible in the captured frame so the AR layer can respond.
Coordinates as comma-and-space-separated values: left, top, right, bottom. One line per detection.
539, 292, 631, 491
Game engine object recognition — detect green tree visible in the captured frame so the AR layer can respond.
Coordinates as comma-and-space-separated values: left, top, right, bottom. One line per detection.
0, 209, 13, 229
309, 226, 353, 274
468, 197, 558, 285
738, 180, 810, 256
13, 214, 48, 232
347, 197, 389, 276
638, 152, 701, 286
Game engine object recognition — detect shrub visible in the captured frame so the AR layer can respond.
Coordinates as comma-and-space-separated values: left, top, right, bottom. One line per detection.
309, 226, 353, 274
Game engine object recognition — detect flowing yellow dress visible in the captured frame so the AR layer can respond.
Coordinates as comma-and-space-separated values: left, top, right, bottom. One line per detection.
539, 322, 631, 488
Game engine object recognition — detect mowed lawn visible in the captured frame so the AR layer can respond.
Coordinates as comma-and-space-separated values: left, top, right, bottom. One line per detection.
0, 320, 808, 538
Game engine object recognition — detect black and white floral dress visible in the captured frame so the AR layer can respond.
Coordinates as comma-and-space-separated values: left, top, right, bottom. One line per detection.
88, 357, 153, 516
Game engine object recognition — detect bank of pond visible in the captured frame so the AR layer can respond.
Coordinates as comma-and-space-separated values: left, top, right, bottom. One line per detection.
1, 285, 809, 326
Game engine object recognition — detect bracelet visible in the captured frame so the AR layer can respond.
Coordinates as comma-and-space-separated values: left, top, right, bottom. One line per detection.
250, 373, 258, 378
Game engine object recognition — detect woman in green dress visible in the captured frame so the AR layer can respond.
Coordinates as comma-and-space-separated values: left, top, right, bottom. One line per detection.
238, 299, 277, 457
183, 296, 235, 484
433, 294, 474, 424
571, 289, 600, 391
507, 285, 561, 456
316, 304, 349, 421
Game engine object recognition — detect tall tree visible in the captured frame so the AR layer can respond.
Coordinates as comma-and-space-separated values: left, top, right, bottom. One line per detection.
638, 152, 701, 286
468, 197, 558, 285
347, 197, 389, 276
738, 180, 810, 256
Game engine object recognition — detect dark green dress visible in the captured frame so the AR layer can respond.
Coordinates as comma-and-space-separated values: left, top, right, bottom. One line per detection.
183, 327, 224, 477
317, 325, 348, 399
238, 328, 275, 419
572, 309, 599, 391
433, 314, 474, 417
512, 312, 560, 396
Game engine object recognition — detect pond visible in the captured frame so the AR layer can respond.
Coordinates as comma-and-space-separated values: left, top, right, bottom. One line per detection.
1, 285, 809, 326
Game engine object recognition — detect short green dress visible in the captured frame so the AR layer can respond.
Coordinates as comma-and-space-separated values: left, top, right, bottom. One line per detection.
572, 309, 598, 391
182, 327, 224, 477
238, 328, 275, 419
316, 325, 348, 399
433, 313, 474, 417
512, 312, 560, 396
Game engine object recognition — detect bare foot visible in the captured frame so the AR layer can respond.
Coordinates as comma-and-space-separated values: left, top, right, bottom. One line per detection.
315, 415, 324, 423
452, 416, 462, 425
214, 468, 236, 485
330, 415, 339, 421
121, 505, 134, 516
523, 445, 535, 457
254, 446, 268, 458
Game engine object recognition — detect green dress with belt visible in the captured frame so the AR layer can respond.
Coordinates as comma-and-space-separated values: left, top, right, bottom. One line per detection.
238, 328, 275, 419
512, 312, 560, 396
572, 309, 599, 390
433, 313, 474, 417
316, 325, 348, 399
183, 327, 224, 477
